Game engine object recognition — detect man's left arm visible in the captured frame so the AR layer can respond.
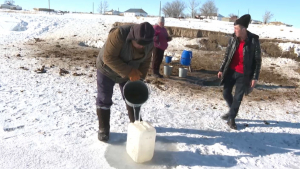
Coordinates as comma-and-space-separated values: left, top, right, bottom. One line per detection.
251, 39, 262, 87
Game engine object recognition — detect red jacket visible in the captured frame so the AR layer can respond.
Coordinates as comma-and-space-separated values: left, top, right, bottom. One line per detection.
153, 24, 171, 50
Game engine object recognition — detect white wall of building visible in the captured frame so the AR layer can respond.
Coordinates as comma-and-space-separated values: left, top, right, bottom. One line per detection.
124, 12, 147, 17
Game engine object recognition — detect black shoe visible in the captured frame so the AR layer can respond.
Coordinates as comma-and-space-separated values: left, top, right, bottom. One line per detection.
126, 104, 142, 123
221, 113, 230, 120
97, 108, 110, 142
227, 118, 237, 130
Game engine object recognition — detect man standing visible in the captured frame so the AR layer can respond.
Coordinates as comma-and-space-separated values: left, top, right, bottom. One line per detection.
152, 17, 172, 78
218, 14, 262, 130
96, 22, 154, 141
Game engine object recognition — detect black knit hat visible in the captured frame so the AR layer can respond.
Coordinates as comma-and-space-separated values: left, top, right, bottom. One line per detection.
126, 22, 154, 46
234, 14, 251, 28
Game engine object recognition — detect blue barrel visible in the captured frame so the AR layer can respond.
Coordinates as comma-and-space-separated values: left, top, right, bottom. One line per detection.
165, 56, 172, 63
180, 50, 192, 66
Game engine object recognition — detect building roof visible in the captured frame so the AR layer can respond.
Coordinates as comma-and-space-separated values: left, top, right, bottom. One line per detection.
105, 9, 119, 12
124, 8, 147, 14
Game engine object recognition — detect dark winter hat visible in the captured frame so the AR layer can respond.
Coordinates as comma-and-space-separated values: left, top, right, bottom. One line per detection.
234, 14, 251, 28
126, 22, 154, 46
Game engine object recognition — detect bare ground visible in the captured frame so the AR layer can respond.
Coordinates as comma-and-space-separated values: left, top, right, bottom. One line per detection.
11, 37, 300, 103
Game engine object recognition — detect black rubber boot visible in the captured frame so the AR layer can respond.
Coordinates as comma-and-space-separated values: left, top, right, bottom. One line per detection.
227, 117, 237, 130
126, 104, 142, 123
152, 70, 163, 78
97, 108, 110, 142
221, 112, 230, 120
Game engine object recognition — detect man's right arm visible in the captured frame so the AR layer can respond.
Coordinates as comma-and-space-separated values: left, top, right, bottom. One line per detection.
103, 28, 133, 78
219, 38, 232, 72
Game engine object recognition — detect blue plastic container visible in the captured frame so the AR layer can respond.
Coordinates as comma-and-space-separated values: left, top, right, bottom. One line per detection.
165, 56, 172, 63
180, 50, 192, 66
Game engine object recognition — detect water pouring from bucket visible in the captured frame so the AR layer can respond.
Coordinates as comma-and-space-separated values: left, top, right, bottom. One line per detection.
123, 80, 156, 163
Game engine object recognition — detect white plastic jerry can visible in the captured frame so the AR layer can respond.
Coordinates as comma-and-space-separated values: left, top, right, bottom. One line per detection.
126, 121, 156, 163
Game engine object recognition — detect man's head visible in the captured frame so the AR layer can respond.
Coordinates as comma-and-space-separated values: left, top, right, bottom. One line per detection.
158, 17, 165, 27
126, 22, 154, 48
234, 25, 247, 38
234, 14, 251, 38
131, 40, 144, 49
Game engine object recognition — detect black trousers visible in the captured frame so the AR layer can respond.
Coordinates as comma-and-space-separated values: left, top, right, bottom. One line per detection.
152, 47, 165, 73
96, 70, 126, 109
223, 69, 246, 119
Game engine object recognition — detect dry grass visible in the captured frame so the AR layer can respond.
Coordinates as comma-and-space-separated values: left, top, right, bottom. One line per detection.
282, 47, 298, 59
261, 42, 282, 57
259, 69, 297, 86
208, 34, 230, 47
260, 39, 300, 45
261, 42, 299, 61
185, 45, 199, 50
195, 35, 230, 51
199, 39, 220, 51
190, 52, 223, 70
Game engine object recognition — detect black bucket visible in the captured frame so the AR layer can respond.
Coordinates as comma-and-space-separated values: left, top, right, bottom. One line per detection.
123, 81, 149, 107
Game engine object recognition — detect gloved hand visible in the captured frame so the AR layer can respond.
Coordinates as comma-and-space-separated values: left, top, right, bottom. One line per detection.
128, 68, 142, 81
167, 36, 172, 41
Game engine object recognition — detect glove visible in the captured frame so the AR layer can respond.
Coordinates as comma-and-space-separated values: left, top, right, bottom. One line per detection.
128, 68, 142, 81
167, 36, 172, 41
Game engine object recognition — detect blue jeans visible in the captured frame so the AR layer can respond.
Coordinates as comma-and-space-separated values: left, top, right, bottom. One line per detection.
223, 69, 246, 119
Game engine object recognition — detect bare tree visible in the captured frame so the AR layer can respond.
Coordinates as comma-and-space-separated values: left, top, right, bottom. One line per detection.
200, 0, 218, 19
98, 1, 103, 14
189, 0, 200, 18
162, 0, 186, 18
4, 0, 15, 4
262, 11, 273, 24
162, 2, 173, 17
103, 0, 109, 13
172, 0, 186, 17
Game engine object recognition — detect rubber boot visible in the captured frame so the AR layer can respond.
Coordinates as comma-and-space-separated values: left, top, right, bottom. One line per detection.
152, 70, 163, 78
97, 108, 110, 142
126, 104, 142, 123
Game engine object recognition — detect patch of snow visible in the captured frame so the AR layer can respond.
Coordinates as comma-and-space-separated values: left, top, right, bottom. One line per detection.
0, 16, 27, 31
278, 42, 300, 57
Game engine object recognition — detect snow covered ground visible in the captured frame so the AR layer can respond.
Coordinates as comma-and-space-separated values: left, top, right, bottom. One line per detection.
0, 12, 300, 169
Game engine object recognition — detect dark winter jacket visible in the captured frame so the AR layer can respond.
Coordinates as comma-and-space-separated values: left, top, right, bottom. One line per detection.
219, 31, 262, 95
96, 24, 153, 83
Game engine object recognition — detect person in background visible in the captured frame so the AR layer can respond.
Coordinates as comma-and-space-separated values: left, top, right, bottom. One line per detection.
95, 22, 154, 142
217, 14, 262, 130
152, 16, 172, 78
